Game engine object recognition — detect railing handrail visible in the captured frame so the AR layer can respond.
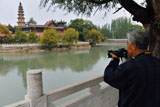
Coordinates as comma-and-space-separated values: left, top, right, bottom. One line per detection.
46, 75, 104, 102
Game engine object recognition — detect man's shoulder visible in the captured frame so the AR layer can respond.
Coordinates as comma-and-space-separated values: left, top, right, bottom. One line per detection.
135, 54, 160, 63
120, 55, 160, 69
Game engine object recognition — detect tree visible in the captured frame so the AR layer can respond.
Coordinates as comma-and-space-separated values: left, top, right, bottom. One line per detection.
14, 26, 28, 43
98, 17, 143, 39
40, 29, 58, 49
86, 29, 102, 47
28, 32, 39, 43
27, 17, 37, 25
0, 24, 11, 43
110, 17, 140, 39
98, 24, 112, 38
61, 28, 79, 47
68, 19, 97, 41
0, 24, 11, 36
40, 0, 160, 58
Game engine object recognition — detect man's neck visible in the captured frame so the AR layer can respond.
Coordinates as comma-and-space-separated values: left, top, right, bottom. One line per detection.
134, 49, 147, 57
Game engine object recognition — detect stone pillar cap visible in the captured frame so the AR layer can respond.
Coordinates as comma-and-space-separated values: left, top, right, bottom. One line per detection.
27, 70, 42, 75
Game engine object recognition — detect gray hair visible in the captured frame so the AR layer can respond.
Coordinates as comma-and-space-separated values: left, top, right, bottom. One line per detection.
127, 30, 149, 50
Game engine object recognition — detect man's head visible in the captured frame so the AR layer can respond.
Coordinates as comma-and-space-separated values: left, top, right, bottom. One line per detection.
127, 30, 149, 57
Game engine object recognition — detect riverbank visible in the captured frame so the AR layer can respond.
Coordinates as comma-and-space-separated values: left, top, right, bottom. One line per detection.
105, 39, 127, 43
0, 42, 91, 53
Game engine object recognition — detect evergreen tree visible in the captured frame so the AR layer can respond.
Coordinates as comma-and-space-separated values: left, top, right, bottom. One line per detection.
27, 17, 37, 25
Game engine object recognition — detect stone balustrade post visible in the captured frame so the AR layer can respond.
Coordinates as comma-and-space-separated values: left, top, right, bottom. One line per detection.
25, 70, 48, 107
27, 70, 43, 99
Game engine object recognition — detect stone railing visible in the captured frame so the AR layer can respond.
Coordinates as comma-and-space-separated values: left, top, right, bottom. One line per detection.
6, 70, 118, 107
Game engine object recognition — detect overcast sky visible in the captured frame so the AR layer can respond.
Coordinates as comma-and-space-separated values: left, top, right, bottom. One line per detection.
0, 0, 133, 26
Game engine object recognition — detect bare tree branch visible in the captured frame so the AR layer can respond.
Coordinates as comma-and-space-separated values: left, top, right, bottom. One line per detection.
113, 7, 122, 14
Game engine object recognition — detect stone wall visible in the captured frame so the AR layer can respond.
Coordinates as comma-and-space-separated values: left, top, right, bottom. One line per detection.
0, 43, 91, 53
105, 39, 127, 43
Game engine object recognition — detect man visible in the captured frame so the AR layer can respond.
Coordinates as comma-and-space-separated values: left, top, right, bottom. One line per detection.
104, 30, 160, 107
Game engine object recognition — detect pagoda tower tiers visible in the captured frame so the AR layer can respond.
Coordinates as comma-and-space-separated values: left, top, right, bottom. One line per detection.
17, 2, 25, 26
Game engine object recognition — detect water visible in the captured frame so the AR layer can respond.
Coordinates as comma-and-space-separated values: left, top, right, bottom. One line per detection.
0, 43, 126, 106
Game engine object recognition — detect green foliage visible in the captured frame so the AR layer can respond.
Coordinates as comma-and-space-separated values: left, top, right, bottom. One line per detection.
28, 32, 39, 43
57, 34, 61, 42
111, 17, 145, 39
134, 24, 145, 31
98, 17, 144, 39
86, 29, 102, 47
27, 17, 37, 25
98, 24, 112, 38
61, 28, 79, 46
0, 24, 11, 44
0, 36, 10, 44
68, 19, 97, 41
40, 29, 58, 49
14, 27, 28, 43
40, 0, 119, 16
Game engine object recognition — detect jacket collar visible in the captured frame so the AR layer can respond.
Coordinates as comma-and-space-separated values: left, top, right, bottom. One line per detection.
135, 51, 151, 58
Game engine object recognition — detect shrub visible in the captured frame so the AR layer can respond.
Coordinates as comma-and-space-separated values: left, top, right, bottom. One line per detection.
86, 29, 102, 47
28, 32, 39, 43
57, 34, 61, 42
0, 24, 11, 44
40, 29, 58, 49
101, 36, 107, 42
61, 28, 79, 46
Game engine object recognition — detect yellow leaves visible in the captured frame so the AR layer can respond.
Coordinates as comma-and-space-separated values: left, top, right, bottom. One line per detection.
86, 29, 102, 47
61, 28, 79, 46
40, 29, 58, 48
0, 24, 11, 38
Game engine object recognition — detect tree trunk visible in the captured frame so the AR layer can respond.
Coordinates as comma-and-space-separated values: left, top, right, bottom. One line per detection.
148, 0, 160, 58
149, 18, 160, 58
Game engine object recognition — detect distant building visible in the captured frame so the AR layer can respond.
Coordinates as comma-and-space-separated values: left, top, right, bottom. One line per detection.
7, 2, 66, 35
17, 2, 25, 26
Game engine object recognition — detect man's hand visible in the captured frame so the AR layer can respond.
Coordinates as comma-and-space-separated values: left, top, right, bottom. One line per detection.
110, 53, 118, 58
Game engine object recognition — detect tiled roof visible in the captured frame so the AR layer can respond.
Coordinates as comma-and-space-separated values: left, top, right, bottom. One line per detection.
57, 21, 66, 24
7, 24, 13, 28
44, 20, 57, 26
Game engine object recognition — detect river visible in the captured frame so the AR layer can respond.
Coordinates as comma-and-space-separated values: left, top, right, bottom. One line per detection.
0, 43, 126, 106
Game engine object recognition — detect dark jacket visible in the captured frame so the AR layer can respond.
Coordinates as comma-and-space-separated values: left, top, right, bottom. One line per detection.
104, 53, 160, 107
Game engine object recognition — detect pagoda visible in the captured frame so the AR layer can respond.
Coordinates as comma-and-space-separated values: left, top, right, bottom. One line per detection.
17, 2, 25, 26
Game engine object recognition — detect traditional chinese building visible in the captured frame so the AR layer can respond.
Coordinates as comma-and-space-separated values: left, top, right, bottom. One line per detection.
7, 2, 66, 35
17, 2, 25, 26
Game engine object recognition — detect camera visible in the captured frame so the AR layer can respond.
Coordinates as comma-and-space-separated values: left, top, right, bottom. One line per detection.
108, 48, 128, 58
